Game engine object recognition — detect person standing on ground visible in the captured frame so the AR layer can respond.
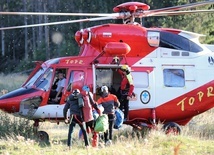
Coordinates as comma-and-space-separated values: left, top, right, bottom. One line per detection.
81, 85, 100, 148
96, 85, 120, 145
63, 89, 89, 149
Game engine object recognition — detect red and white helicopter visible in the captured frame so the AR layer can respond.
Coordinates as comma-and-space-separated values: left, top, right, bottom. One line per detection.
0, 1, 214, 139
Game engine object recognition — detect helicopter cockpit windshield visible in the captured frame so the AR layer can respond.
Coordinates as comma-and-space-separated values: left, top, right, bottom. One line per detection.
34, 68, 53, 91
23, 66, 47, 88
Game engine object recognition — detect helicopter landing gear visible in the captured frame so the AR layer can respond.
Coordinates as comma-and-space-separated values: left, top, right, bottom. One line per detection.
125, 119, 155, 138
33, 120, 50, 145
162, 122, 181, 135
37, 131, 50, 144
132, 125, 151, 139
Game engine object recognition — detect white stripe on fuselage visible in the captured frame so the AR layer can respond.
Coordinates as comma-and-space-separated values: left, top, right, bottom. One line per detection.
33, 104, 65, 119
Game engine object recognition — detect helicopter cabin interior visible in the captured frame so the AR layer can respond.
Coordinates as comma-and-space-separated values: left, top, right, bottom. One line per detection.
48, 65, 125, 103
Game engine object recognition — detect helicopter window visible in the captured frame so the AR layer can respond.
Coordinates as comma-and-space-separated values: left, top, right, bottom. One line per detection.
147, 31, 160, 47
67, 70, 84, 92
160, 31, 203, 53
35, 68, 53, 91
24, 67, 47, 88
163, 69, 185, 87
132, 72, 149, 88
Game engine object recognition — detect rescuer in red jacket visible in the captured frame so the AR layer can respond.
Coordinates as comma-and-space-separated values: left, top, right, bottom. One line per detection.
118, 65, 134, 121
97, 85, 120, 145
81, 85, 100, 148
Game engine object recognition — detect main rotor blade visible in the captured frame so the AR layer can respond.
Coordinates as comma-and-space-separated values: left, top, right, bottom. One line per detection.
149, 9, 214, 16
147, 1, 214, 14
0, 11, 118, 17
0, 16, 116, 30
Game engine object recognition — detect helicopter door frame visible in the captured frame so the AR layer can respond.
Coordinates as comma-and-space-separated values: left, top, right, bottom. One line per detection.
47, 67, 68, 104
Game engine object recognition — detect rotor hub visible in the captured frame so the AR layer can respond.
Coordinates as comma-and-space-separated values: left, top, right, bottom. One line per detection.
113, 2, 150, 24
113, 2, 150, 13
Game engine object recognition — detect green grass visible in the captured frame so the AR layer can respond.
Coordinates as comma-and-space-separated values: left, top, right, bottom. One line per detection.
0, 74, 213, 155
0, 126, 213, 155
0, 73, 28, 92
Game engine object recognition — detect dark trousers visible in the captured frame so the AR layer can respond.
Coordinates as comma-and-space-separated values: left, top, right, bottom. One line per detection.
67, 114, 89, 147
119, 95, 129, 119
104, 114, 115, 142
49, 90, 62, 99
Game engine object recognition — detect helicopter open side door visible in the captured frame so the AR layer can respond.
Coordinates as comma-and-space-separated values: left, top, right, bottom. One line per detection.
92, 64, 156, 109
92, 64, 120, 99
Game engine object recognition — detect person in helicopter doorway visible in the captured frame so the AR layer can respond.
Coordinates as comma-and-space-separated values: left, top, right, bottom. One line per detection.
97, 85, 120, 146
50, 71, 66, 103
51, 71, 59, 90
63, 89, 89, 150
118, 65, 134, 121
79, 85, 101, 148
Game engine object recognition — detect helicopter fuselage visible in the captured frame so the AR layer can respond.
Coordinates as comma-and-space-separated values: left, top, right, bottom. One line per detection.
0, 23, 214, 127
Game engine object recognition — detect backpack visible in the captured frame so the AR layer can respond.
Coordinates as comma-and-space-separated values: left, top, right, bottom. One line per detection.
114, 108, 124, 129
77, 94, 84, 108
94, 114, 108, 132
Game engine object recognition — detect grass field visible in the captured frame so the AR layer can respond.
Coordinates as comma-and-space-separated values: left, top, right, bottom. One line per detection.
0, 74, 213, 155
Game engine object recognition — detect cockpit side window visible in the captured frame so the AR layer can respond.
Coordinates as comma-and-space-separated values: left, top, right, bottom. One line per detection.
67, 70, 84, 92
159, 31, 203, 53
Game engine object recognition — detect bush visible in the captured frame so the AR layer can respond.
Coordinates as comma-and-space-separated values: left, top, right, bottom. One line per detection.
0, 110, 34, 139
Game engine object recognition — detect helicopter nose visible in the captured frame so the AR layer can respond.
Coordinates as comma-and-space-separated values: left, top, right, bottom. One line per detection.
0, 87, 40, 113
0, 97, 20, 113
0, 88, 26, 113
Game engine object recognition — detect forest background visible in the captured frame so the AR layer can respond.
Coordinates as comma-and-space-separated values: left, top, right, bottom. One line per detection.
0, 0, 214, 73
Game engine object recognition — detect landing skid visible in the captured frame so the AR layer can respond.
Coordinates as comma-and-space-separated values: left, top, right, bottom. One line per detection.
123, 118, 156, 130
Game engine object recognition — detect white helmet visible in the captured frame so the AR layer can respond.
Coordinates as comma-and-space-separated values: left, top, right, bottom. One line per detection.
101, 85, 108, 93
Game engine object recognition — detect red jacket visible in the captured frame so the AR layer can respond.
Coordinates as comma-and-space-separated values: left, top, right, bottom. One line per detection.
81, 91, 94, 122
118, 69, 134, 96
97, 93, 120, 114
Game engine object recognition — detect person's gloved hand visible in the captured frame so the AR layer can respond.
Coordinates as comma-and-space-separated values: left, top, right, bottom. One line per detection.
64, 118, 70, 124
127, 96, 131, 100
97, 109, 102, 116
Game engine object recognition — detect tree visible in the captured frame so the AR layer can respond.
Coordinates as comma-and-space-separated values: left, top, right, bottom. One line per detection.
0, 0, 213, 73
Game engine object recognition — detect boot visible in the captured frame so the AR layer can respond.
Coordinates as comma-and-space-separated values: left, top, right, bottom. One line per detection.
92, 131, 99, 147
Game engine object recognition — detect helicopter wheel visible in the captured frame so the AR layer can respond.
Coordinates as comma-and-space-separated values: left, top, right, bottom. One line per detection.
36, 131, 50, 145
162, 122, 181, 135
